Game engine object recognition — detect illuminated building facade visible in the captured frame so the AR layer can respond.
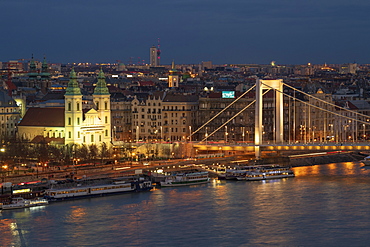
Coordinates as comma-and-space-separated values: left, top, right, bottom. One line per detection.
18, 69, 111, 146
131, 94, 163, 142
162, 94, 198, 142
168, 61, 180, 88
0, 89, 21, 139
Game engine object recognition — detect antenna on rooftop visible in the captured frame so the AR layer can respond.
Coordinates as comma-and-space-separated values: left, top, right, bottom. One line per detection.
157, 38, 161, 65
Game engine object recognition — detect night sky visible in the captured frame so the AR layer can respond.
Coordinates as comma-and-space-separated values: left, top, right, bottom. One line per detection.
1, 0, 369, 65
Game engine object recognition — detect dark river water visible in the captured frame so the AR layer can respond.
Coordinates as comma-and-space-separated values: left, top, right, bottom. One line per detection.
1, 162, 370, 247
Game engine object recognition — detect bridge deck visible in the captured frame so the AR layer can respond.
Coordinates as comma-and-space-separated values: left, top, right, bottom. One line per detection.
193, 143, 370, 152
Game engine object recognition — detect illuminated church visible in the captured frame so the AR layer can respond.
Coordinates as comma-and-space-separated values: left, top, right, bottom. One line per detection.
18, 69, 111, 146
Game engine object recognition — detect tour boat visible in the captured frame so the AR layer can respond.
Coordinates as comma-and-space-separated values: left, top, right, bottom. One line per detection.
44, 178, 153, 201
0, 197, 48, 210
361, 156, 370, 166
223, 166, 255, 180
160, 171, 210, 187
28, 197, 49, 207
206, 166, 227, 179
0, 197, 29, 210
236, 165, 295, 181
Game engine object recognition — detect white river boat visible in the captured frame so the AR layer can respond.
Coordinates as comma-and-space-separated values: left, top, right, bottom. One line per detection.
160, 171, 210, 187
44, 178, 153, 201
236, 165, 295, 181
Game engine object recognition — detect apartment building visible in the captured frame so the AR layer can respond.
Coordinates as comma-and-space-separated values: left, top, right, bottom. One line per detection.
0, 89, 21, 140
131, 93, 164, 142
162, 94, 198, 142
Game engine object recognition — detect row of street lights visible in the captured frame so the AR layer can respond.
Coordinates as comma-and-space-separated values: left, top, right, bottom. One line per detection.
128, 124, 257, 144
202, 125, 253, 143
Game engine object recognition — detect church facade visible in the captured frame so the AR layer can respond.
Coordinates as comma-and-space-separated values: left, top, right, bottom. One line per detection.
18, 68, 111, 147
27, 56, 51, 94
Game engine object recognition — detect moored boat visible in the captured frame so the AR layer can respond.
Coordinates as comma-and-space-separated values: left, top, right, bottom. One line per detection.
361, 156, 370, 166
0, 197, 29, 210
0, 197, 48, 210
28, 197, 49, 207
44, 177, 153, 201
236, 165, 295, 181
224, 166, 256, 180
160, 171, 210, 187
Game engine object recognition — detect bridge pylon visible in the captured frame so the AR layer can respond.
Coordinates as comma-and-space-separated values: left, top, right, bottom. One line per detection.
255, 79, 284, 159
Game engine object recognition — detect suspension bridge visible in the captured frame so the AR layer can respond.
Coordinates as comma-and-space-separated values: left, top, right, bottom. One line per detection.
189, 79, 370, 159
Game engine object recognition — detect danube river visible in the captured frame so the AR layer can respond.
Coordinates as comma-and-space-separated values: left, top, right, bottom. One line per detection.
1, 162, 370, 247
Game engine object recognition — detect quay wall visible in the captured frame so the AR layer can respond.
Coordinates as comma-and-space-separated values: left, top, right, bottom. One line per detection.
288, 152, 366, 167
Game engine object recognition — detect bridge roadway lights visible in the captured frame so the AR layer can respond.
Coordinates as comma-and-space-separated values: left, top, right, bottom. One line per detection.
193, 143, 370, 152
261, 145, 370, 152
192, 144, 256, 152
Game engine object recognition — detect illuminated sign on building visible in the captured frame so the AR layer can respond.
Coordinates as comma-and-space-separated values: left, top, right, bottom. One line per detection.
222, 91, 235, 99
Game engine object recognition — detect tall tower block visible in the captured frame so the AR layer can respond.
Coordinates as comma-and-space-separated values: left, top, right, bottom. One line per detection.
150, 46, 158, 67
64, 68, 83, 145
93, 69, 111, 144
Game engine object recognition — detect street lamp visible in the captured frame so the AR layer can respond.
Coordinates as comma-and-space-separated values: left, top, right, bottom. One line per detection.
205, 127, 208, 144
136, 126, 139, 143
113, 126, 116, 142
225, 126, 228, 143
363, 124, 366, 140
189, 126, 192, 142
2, 164, 7, 182
160, 126, 163, 143
73, 158, 80, 176
242, 127, 245, 143
0, 147, 5, 173
131, 152, 135, 166
328, 124, 333, 141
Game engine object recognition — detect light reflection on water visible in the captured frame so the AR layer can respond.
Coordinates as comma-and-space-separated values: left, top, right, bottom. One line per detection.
1, 162, 370, 246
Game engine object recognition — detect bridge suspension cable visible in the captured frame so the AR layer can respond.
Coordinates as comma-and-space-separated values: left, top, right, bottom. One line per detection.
283, 83, 370, 122
201, 89, 271, 142
262, 82, 370, 126
189, 84, 256, 139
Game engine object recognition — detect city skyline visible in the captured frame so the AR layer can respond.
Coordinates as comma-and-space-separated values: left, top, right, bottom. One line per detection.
1, 0, 370, 65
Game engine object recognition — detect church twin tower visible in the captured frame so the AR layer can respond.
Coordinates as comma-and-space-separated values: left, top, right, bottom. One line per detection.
64, 68, 111, 146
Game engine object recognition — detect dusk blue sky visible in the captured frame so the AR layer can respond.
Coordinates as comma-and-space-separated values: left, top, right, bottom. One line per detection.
1, 0, 370, 65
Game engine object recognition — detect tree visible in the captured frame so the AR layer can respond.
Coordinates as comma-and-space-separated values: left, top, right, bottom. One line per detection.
49, 145, 64, 164
89, 144, 98, 165
99, 142, 110, 165
1, 136, 32, 164
76, 144, 89, 162
36, 139, 49, 164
